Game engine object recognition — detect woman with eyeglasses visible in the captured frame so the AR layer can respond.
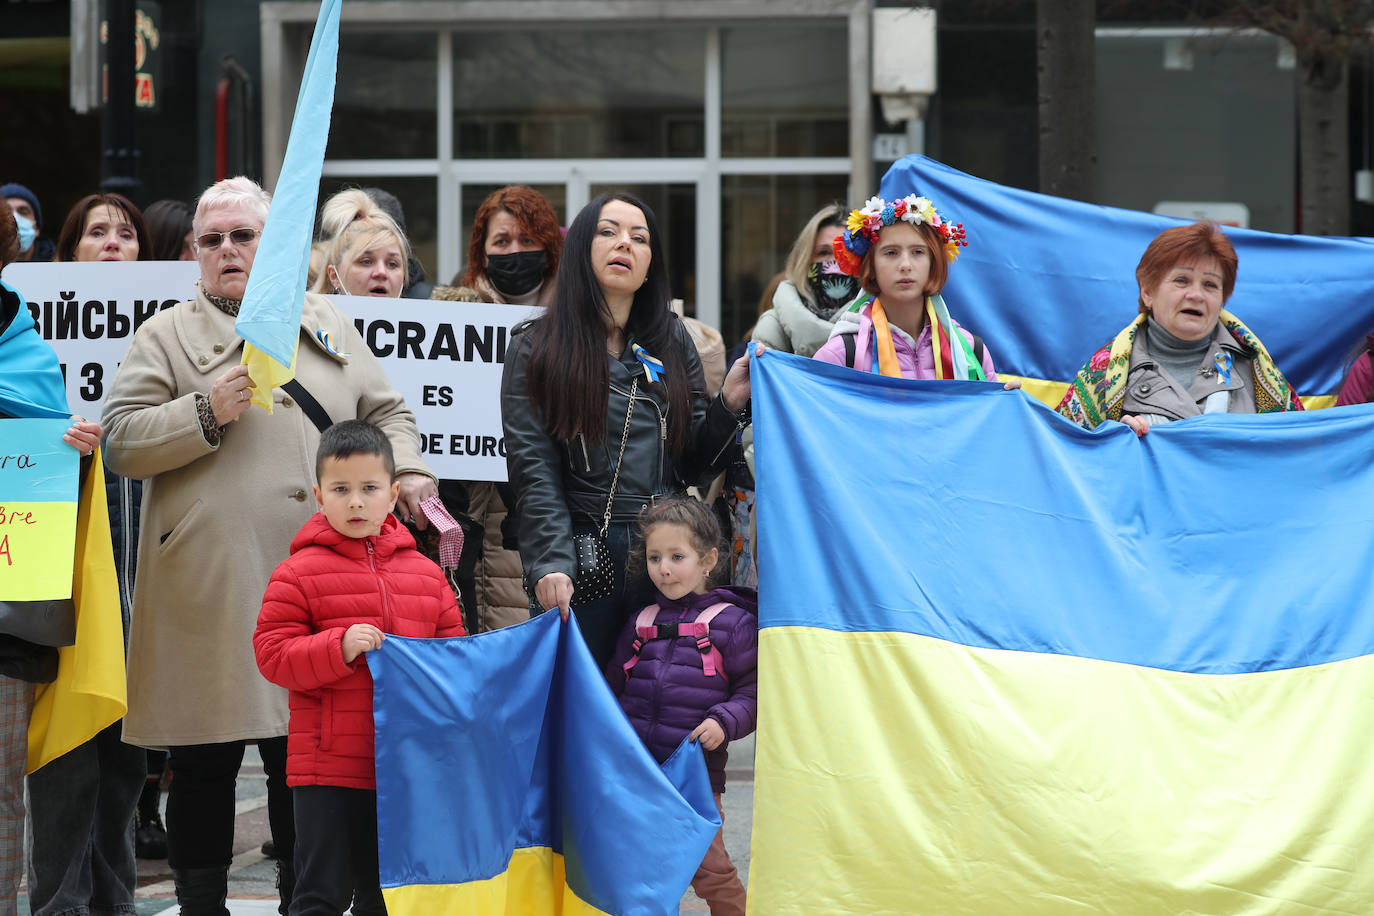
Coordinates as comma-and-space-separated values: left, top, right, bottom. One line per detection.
101, 176, 435, 915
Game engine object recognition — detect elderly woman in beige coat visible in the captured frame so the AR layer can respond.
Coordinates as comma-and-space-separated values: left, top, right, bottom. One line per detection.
101, 176, 435, 916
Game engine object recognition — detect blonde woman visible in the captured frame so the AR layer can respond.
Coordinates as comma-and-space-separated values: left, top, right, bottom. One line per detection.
751, 203, 860, 357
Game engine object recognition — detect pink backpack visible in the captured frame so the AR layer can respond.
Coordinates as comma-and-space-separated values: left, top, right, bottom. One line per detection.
621, 603, 733, 682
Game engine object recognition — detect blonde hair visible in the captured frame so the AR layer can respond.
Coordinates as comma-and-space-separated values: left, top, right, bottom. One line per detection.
193, 176, 270, 236
311, 214, 411, 294
783, 202, 846, 310
318, 188, 378, 242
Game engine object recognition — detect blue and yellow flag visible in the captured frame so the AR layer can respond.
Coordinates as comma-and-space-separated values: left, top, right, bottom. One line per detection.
234, 0, 341, 410
749, 349, 1374, 914
370, 611, 721, 916
880, 155, 1374, 406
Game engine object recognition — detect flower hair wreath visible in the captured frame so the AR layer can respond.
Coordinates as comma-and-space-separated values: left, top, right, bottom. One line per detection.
832, 194, 968, 277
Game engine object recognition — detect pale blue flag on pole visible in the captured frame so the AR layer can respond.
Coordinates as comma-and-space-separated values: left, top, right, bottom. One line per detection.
234, 0, 341, 410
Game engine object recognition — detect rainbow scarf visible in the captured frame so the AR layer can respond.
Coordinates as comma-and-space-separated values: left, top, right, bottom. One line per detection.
865, 293, 985, 381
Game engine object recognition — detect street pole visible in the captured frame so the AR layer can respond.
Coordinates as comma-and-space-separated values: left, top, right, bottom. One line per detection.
102, 0, 141, 194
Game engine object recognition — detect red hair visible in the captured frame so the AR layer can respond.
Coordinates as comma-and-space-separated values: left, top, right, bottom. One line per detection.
1136, 222, 1237, 312
462, 186, 562, 288
857, 221, 950, 298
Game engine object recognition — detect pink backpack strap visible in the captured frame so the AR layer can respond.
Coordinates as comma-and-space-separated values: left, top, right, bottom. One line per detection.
622, 605, 662, 678
689, 603, 732, 681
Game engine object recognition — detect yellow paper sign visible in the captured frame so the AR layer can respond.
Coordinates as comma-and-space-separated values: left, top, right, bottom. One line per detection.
0, 419, 78, 601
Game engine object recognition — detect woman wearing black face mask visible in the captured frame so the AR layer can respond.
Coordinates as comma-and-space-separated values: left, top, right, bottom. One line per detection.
750, 203, 858, 357
430, 186, 564, 633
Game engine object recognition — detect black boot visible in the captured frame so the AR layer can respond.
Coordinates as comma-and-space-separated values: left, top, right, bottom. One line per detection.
135, 778, 168, 859
173, 866, 230, 916
276, 857, 296, 916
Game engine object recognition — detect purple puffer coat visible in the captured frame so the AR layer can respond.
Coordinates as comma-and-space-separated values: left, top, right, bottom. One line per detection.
606, 586, 758, 795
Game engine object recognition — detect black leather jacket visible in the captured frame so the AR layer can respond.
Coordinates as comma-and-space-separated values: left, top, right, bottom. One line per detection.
501, 318, 744, 586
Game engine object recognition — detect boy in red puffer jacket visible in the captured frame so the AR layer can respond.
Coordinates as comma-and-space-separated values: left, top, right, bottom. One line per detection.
254, 420, 465, 916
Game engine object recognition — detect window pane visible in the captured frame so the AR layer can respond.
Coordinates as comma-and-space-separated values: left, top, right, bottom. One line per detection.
453, 30, 705, 158
457, 184, 567, 286
588, 184, 697, 315
327, 33, 437, 159
722, 26, 848, 158
721, 174, 849, 345
317, 176, 438, 295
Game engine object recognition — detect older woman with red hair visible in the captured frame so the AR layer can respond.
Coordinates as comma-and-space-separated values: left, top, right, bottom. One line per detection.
1057, 222, 1302, 434
429, 186, 564, 633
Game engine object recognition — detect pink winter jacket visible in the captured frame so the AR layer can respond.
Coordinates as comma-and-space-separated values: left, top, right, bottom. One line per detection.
813, 301, 999, 380
254, 513, 465, 789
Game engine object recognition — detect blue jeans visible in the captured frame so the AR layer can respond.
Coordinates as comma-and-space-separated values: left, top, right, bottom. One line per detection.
25, 721, 146, 916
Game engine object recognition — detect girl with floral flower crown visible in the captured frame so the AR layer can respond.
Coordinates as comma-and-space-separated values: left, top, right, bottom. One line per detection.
814, 193, 1014, 386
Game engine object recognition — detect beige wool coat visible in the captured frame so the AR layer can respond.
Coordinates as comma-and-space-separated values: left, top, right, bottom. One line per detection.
102, 289, 431, 747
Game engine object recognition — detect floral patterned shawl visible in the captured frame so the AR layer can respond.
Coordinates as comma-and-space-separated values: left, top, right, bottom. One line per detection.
1056, 310, 1303, 429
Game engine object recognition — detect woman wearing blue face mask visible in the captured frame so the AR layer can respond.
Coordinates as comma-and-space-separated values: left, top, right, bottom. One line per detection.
429, 187, 565, 635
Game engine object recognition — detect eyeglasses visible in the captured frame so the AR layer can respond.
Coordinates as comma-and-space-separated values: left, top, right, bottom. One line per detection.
195, 227, 261, 250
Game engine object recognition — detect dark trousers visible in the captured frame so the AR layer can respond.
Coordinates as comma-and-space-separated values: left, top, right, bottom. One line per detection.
26, 720, 146, 916
289, 786, 386, 916
166, 737, 294, 869
550, 522, 654, 673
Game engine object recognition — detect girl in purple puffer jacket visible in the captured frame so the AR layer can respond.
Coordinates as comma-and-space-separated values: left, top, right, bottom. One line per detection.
606, 497, 757, 916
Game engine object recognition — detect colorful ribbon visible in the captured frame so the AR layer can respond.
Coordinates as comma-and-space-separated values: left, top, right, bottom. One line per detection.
631, 343, 665, 383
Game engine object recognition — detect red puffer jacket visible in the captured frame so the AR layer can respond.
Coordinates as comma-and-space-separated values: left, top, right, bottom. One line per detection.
254, 512, 465, 789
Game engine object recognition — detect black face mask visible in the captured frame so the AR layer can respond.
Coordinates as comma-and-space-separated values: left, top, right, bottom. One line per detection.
806, 260, 860, 318
486, 250, 547, 297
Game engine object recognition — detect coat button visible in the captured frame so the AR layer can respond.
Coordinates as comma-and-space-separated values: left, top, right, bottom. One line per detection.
198, 356, 209, 366
213, 343, 225, 354
282, 396, 294, 408
292, 489, 307, 502
1138, 383, 1151, 394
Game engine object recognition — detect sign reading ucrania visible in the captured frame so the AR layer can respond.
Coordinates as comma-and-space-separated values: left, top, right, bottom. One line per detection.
4, 261, 533, 481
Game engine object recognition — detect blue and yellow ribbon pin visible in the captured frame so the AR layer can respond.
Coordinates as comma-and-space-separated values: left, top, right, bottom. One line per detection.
632, 343, 665, 383
1214, 351, 1232, 385
316, 328, 351, 358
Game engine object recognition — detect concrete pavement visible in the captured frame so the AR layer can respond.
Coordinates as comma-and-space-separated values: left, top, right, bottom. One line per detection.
20, 736, 756, 915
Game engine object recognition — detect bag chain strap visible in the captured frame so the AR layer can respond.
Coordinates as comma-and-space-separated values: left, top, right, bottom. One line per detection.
600, 377, 638, 539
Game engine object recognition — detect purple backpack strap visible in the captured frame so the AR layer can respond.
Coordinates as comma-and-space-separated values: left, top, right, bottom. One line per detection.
622, 605, 662, 678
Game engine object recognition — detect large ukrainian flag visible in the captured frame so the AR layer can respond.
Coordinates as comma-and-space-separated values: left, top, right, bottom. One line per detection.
370, 611, 721, 916
880, 155, 1374, 407
749, 349, 1374, 914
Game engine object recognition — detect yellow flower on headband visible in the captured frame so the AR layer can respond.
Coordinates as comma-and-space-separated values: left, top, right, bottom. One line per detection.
846, 210, 866, 233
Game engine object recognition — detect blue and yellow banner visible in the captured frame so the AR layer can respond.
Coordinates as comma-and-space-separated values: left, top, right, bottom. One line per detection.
0, 418, 77, 601
880, 155, 1374, 405
370, 611, 720, 916
749, 349, 1374, 914
234, 0, 341, 409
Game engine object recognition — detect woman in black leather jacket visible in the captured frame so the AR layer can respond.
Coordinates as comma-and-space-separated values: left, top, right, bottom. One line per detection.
501, 192, 755, 668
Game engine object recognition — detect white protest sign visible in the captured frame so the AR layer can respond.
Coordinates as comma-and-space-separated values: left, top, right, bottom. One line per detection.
335, 294, 538, 481
5, 261, 199, 417
4, 262, 534, 481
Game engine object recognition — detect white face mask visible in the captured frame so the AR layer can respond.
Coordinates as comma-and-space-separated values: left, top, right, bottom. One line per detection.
329, 267, 352, 296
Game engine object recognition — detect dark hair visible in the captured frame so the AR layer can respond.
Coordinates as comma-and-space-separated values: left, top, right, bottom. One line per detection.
55, 193, 150, 262
315, 419, 396, 482
0, 199, 18, 269
1135, 221, 1237, 312
858, 221, 950, 298
143, 199, 194, 260
627, 496, 722, 580
463, 185, 563, 288
522, 192, 693, 451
